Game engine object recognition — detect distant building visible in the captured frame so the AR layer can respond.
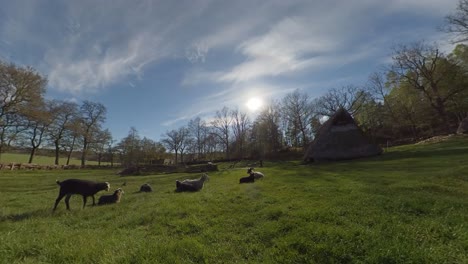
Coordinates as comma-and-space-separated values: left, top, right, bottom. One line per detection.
304, 108, 382, 162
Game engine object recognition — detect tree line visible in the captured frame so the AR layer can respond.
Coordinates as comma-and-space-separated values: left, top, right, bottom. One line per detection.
0, 61, 108, 165
159, 1, 468, 163
2, 1, 468, 166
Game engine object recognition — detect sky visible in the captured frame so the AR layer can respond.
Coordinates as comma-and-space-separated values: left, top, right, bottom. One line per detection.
0, 0, 460, 142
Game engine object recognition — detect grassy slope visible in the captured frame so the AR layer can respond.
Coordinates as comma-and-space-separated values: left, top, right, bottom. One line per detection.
0, 136, 467, 263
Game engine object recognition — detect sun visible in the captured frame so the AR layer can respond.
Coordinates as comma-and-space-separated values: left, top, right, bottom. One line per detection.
246, 97, 263, 111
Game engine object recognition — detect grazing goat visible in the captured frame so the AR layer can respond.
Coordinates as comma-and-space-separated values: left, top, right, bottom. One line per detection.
53, 179, 110, 211
98, 188, 124, 205
247, 167, 264, 180
239, 173, 255, 184
139, 183, 153, 192
176, 173, 209, 192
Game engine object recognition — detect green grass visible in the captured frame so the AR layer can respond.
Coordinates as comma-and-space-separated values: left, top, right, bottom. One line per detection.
0, 153, 110, 166
0, 136, 467, 263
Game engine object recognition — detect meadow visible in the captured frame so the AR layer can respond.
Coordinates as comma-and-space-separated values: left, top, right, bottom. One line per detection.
0, 136, 467, 263
0, 153, 109, 166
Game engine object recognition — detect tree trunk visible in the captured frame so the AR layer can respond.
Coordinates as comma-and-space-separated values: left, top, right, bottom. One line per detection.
54, 141, 60, 165
28, 147, 36, 164
67, 136, 76, 165
81, 138, 88, 166
435, 98, 451, 133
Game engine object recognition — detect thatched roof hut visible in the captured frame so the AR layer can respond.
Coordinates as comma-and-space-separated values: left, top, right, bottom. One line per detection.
304, 108, 382, 162
457, 116, 468, 134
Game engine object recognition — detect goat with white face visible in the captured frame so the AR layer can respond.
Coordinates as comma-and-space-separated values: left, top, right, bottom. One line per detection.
98, 188, 124, 205
53, 179, 110, 211
247, 167, 264, 180
176, 174, 209, 192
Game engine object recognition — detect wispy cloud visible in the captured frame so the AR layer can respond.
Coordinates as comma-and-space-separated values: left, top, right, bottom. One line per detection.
45, 33, 169, 94
0, 0, 460, 137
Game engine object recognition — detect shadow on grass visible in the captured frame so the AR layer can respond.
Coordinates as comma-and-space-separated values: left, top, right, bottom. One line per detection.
381, 147, 468, 161
0, 208, 53, 222
303, 147, 468, 171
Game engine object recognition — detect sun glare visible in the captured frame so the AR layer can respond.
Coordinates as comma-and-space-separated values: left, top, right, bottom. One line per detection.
246, 97, 263, 111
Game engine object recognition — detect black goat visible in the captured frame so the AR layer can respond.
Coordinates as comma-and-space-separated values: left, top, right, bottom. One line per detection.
53, 179, 110, 211
239, 173, 255, 184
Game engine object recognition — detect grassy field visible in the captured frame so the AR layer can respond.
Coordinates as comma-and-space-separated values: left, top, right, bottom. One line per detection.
0, 153, 110, 166
0, 136, 467, 263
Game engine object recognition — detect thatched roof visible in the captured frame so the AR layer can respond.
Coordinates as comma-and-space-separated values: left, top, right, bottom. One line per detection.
457, 116, 468, 134
304, 108, 382, 162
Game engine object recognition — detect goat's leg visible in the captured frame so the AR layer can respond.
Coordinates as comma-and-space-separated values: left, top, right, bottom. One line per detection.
82, 196, 88, 208
91, 195, 96, 206
53, 193, 66, 211
65, 194, 72, 210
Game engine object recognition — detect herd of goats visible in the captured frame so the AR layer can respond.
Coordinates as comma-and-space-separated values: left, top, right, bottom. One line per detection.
52, 167, 265, 211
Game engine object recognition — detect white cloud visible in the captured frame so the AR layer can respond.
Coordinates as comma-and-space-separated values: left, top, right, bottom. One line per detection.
214, 14, 377, 83
46, 32, 168, 94
185, 15, 265, 63
182, 0, 460, 86
1, 0, 460, 97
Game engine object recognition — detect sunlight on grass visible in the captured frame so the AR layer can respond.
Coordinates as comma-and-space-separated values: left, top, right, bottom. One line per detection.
0, 153, 111, 166
0, 137, 467, 263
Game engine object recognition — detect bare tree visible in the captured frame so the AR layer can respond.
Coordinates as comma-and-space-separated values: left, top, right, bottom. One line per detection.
251, 100, 282, 157
106, 138, 116, 167
281, 89, 314, 147
188, 117, 207, 160
444, 0, 468, 43
0, 61, 46, 160
62, 118, 82, 165
211, 106, 232, 159
314, 85, 369, 117
178, 127, 192, 164
366, 71, 398, 122
47, 100, 79, 165
161, 127, 188, 164
91, 129, 112, 166
140, 137, 165, 164
79, 101, 107, 166
231, 108, 251, 159
116, 127, 141, 166
205, 127, 221, 160
24, 101, 53, 163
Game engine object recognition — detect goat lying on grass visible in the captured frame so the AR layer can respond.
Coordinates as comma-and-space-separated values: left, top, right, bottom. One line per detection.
139, 183, 153, 192
176, 173, 209, 192
247, 167, 264, 180
53, 179, 110, 211
239, 173, 255, 183
98, 188, 124, 205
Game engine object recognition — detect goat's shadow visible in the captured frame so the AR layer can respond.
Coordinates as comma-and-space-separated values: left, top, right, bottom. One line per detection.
0, 208, 53, 223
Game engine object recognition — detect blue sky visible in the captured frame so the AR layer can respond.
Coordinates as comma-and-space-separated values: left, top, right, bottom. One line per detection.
0, 0, 459, 142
